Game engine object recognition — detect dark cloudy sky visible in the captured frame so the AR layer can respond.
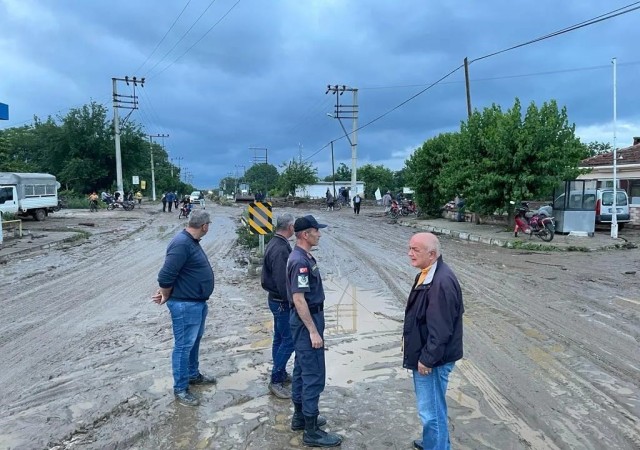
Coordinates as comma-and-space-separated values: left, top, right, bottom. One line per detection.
1, 0, 639, 188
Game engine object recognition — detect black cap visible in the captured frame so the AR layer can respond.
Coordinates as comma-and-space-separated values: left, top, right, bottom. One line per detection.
294, 215, 327, 232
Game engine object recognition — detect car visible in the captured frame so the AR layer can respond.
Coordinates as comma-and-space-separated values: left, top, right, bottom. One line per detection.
189, 191, 202, 202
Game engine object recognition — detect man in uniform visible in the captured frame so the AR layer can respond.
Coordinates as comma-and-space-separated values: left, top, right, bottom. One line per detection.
286, 215, 342, 447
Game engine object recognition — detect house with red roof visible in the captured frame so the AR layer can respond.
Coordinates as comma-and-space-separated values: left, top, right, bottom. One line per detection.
578, 137, 640, 226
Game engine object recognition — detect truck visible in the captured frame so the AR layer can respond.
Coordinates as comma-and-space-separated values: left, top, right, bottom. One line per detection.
0, 172, 60, 221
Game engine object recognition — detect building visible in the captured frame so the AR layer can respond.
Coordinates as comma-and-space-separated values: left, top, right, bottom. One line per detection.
295, 181, 365, 199
578, 137, 640, 226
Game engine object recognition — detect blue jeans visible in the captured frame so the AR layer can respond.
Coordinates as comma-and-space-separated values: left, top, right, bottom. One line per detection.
413, 362, 455, 450
167, 300, 208, 392
269, 299, 294, 383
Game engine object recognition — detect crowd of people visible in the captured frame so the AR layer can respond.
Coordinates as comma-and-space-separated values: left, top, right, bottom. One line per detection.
152, 204, 465, 449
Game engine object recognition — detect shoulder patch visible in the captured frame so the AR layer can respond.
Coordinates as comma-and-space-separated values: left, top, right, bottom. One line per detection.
299, 267, 308, 273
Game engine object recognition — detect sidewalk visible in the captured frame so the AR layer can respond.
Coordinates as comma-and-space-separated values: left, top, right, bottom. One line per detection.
397, 217, 639, 251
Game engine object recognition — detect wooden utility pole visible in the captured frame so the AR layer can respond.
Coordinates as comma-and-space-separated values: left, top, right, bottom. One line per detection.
464, 58, 472, 120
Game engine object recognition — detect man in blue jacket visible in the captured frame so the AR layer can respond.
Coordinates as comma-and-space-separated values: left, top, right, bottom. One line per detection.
153, 209, 216, 406
261, 213, 295, 399
403, 232, 464, 450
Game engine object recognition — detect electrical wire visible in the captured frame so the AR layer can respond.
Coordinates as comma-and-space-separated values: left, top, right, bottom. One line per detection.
145, 0, 221, 78
133, 0, 193, 74
150, 0, 243, 79
304, 1, 640, 162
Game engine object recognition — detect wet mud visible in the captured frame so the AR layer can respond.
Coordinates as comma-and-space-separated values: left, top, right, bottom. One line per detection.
0, 204, 638, 449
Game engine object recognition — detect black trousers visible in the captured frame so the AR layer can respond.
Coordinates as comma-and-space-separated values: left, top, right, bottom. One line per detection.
290, 310, 325, 417
354, 203, 361, 214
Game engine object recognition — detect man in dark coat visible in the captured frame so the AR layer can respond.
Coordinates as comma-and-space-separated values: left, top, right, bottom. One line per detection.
403, 232, 464, 450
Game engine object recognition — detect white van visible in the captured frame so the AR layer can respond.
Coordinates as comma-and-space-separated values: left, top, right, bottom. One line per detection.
594, 189, 630, 227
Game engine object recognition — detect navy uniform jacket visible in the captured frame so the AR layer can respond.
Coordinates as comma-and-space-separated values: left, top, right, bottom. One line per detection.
261, 234, 292, 301
286, 245, 325, 308
402, 256, 464, 370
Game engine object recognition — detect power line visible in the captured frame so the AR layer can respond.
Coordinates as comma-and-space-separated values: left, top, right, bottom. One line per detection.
470, 2, 640, 63
359, 61, 640, 90
133, 0, 194, 74
304, 2, 640, 163
145, 0, 221, 77
151, 0, 243, 79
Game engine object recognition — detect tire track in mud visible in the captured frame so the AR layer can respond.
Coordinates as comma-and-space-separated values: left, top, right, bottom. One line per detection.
452, 252, 640, 449
0, 209, 241, 449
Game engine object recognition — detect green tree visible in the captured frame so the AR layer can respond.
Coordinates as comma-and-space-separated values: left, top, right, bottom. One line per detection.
278, 160, 317, 196
405, 133, 457, 216
219, 176, 237, 194
335, 163, 351, 181
357, 164, 394, 198
439, 98, 587, 218
585, 141, 612, 157
244, 163, 279, 194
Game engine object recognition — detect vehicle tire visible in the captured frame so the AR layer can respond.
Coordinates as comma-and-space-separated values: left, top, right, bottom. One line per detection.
124, 202, 134, 211
539, 223, 555, 242
32, 208, 46, 221
334, 202, 342, 211
390, 210, 399, 219
107, 203, 115, 211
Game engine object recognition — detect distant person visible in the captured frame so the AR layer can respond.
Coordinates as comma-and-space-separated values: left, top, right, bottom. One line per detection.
403, 233, 464, 450
161, 192, 168, 212
326, 193, 335, 211
135, 191, 143, 205
198, 192, 205, 209
382, 191, 392, 215
174, 192, 179, 210
114, 191, 121, 202
353, 193, 361, 215
261, 213, 296, 399
88, 192, 99, 212
152, 209, 217, 407
167, 192, 177, 212
126, 191, 134, 201
287, 215, 341, 447
341, 188, 349, 206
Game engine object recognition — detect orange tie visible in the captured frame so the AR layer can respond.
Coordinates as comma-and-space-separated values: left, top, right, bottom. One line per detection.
415, 265, 432, 287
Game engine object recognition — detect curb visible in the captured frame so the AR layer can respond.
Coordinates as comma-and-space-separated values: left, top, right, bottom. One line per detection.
397, 220, 626, 252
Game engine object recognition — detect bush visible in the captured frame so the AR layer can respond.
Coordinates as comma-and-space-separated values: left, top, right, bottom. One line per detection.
236, 222, 274, 249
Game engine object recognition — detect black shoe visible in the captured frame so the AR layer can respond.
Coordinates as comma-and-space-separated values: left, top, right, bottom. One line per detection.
413, 439, 423, 450
189, 373, 217, 385
302, 415, 342, 447
174, 390, 199, 406
291, 403, 327, 431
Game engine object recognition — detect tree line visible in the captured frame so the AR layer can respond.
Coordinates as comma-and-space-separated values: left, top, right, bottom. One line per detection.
0, 102, 194, 197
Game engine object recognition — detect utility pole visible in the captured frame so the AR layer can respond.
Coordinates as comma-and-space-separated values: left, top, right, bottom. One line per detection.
611, 57, 618, 239
148, 133, 169, 201
173, 156, 183, 179
112, 76, 144, 195
464, 57, 472, 120
298, 143, 303, 163
326, 84, 358, 206
330, 141, 336, 199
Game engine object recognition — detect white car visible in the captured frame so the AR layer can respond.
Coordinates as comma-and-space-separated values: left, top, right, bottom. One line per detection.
189, 191, 202, 202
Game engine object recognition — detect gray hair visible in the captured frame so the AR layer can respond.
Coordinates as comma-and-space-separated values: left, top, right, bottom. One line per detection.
188, 209, 211, 228
275, 213, 295, 231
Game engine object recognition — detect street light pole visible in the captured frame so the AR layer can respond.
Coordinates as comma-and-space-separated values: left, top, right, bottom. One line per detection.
611, 57, 618, 239
330, 141, 336, 199
148, 133, 169, 202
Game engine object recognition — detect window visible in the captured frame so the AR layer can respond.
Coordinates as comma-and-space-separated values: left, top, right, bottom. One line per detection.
0, 187, 13, 204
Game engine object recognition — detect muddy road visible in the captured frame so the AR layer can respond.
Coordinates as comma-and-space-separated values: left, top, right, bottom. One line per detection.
0, 203, 639, 450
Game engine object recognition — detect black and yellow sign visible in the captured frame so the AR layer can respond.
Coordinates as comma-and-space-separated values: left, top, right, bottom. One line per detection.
248, 202, 273, 235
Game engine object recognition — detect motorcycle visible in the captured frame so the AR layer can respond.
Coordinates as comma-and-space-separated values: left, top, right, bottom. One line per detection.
178, 203, 193, 219
512, 201, 555, 242
400, 199, 420, 216
106, 197, 135, 211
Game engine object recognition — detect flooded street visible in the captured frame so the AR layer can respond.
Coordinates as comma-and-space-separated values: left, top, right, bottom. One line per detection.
0, 204, 639, 449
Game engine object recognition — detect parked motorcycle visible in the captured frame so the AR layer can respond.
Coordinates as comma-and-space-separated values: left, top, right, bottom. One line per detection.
400, 199, 420, 216
512, 201, 555, 242
106, 200, 135, 211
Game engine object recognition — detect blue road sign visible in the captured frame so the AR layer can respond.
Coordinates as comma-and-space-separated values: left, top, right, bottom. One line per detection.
0, 103, 8, 120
